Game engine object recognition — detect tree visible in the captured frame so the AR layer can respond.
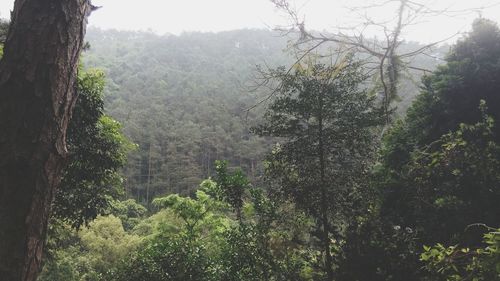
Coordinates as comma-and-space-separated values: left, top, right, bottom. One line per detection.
254, 57, 383, 280
363, 19, 500, 279
385, 103, 500, 245
53, 69, 134, 229
379, 19, 500, 172
405, 18, 500, 145
81, 28, 441, 201
113, 182, 229, 281
0, 0, 92, 280
378, 19, 500, 246
213, 160, 249, 222
269, 0, 461, 121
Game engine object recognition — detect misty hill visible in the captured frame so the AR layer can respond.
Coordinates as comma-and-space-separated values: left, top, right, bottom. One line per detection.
82, 28, 447, 203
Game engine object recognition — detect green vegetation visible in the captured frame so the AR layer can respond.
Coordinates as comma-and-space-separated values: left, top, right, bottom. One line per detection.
82, 28, 445, 206
421, 227, 500, 280
53, 69, 135, 228
254, 58, 384, 279
28, 18, 500, 281
82, 29, 292, 202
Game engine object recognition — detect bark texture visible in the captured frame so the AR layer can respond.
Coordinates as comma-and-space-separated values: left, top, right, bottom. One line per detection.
0, 0, 91, 280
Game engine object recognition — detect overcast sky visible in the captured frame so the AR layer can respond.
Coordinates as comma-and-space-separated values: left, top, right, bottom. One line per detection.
1, 0, 500, 43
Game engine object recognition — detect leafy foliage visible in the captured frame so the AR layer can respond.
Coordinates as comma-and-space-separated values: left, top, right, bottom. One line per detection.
109, 199, 147, 231
368, 18, 500, 279
52, 69, 135, 228
152, 187, 229, 240
407, 104, 500, 244
39, 215, 141, 281
212, 160, 249, 220
104, 162, 315, 281
255, 57, 384, 278
255, 59, 383, 214
379, 19, 500, 246
394, 18, 500, 148
421, 227, 500, 281
35, 19, 500, 281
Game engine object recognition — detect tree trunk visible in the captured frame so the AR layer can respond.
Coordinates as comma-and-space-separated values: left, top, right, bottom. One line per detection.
0, 0, 91, 280
317, 88, 334, 281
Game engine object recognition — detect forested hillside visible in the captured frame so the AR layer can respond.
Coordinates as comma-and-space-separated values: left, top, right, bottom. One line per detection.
3, 1, 500, 280
34, 19, 500, 281
82, 28, 446, 204
82, 29, 291, 202
0, 15, 489, 281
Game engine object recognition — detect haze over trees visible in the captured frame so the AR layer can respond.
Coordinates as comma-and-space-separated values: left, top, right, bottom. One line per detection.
0, 2, 499, 281
81, 28, 446, 207
35, 19, 500, 281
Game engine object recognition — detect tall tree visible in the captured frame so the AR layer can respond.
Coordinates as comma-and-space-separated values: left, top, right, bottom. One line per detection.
378, 19, 500, 245
0, 1, 92, 280
255, 57, 383, 280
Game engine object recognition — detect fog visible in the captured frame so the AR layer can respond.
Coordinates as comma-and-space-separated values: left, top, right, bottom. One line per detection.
1, 0, 500, 42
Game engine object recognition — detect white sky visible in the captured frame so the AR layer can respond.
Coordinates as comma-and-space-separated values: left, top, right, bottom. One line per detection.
1, 0, 500, 43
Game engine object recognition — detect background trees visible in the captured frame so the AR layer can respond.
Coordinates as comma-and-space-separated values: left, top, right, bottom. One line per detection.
81, 28, 444, 206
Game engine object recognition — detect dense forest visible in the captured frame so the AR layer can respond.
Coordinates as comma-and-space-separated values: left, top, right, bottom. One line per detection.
82, 28, 291, 201
1, 6, 500, 281
81, 28, 447, 205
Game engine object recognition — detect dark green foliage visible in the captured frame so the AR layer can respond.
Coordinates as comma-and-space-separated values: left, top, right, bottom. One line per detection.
366, 18, 500, 280
255, 60, 383, 214
380, 19, 500, 179
255, 58, 384, 279
219, 185, 305, 281
378, 19, 500, 245
337, 216, 422, 281
405, 18, 500, 145
398, 105, 500, 244
52, 70, 134, 228
222, 198, 313, 280
220, 223, 284, 281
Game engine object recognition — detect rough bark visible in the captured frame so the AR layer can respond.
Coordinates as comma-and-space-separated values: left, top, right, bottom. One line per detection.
0, 0, 91, 280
